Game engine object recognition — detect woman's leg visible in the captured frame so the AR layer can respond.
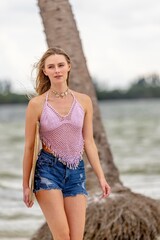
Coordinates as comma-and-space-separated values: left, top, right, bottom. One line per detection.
36, 189, 70, 240
64, 195, 87, 240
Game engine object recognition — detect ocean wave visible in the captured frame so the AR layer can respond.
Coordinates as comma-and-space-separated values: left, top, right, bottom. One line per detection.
121, 166, 160, 175
0, 171, 21, 179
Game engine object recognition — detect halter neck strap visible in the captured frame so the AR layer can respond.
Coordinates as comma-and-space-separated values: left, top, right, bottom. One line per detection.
45, 91, 49, 102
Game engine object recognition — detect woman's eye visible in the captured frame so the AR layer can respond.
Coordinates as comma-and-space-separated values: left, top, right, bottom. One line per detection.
59, 64, 64, 67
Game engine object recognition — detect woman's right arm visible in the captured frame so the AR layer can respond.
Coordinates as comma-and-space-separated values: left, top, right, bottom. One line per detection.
23, 98, 40, 208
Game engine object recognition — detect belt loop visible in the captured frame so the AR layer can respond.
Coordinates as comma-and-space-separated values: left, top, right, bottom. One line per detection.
53, 155, 57, 164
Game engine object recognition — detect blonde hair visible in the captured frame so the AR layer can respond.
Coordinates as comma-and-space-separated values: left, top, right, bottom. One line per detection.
35, 47, 71, 95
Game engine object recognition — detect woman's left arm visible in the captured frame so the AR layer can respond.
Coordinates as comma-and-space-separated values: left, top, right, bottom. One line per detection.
82, 95, 111, 198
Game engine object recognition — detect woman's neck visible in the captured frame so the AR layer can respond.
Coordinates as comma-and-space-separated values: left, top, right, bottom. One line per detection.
50, 83, 68, 93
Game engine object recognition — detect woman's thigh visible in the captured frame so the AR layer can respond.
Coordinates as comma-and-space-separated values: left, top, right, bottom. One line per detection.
64, 195, 87, 240
36, 189, 70, 240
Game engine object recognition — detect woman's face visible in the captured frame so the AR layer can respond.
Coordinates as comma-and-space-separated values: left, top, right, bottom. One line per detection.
43, 54, 71, 85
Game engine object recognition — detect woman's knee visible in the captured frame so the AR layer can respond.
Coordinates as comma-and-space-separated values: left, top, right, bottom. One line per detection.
51, 229, 70, 240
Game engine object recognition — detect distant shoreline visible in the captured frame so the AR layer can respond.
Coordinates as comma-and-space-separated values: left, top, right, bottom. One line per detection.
0, 93, 160, 105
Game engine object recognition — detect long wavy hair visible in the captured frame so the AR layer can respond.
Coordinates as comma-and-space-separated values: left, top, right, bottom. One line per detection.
35, 47, 71, 95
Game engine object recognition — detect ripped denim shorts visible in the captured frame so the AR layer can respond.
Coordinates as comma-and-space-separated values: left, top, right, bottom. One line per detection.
33, 149, 88, 198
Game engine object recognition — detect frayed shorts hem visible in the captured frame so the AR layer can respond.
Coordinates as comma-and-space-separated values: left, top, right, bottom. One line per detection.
34, 187, 88, 198
63, 192, 88, 198
34, 186, 62, 193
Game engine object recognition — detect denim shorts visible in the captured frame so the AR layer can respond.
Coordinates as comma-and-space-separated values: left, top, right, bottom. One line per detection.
33, 149, 88, 198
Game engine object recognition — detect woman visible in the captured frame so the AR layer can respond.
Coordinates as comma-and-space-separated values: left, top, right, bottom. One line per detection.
23, 47, 111, 240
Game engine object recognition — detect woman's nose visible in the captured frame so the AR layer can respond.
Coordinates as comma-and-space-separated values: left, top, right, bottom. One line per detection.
55, 66, 60, 72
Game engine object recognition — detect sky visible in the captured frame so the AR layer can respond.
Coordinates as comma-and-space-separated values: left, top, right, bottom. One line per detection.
0, 0, 160, 93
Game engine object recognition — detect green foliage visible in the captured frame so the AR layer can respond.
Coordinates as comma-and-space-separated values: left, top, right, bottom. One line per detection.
94, 73, 160, 100
0, 79, 29, 104
0, 93, 29, 104
0, 79, 11, 94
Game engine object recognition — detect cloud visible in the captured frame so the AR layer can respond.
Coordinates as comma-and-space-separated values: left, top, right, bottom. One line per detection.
0, 0, 159, 92
70, 0, 160, 88
0, 0, 46, 92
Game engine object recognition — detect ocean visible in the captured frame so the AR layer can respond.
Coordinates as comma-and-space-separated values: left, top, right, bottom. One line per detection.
0, 99, 160, 239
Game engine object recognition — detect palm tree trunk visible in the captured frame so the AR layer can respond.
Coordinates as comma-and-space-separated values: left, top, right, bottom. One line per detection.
37, 0, 121, 188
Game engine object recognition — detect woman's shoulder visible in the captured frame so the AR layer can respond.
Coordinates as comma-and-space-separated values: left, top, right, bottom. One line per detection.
28, 92, 47, 108
26, 92, 48, 119
71, 90, 92, 110
72, 90, 91, 102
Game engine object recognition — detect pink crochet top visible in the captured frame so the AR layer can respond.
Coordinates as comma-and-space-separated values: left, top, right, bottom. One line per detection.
39, 91, 85, 169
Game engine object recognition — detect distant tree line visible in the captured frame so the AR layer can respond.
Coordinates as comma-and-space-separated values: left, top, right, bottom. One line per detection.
0, 92, 28, 104
94, 73, 160, 100
0, 73, 160, 104
0, 80, 28, 104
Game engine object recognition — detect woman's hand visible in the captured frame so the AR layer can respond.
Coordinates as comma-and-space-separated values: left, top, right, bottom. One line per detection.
99, 178, 111, 199
23, 187, 34, 208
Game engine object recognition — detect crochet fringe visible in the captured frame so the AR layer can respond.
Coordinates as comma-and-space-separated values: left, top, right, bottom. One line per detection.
41, 137, 83, 169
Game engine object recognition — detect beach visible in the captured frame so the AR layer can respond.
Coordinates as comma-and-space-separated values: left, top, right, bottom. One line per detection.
0, 99, 160, 239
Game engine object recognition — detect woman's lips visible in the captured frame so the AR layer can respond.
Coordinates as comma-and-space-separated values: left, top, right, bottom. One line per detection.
55, 75, 62, 78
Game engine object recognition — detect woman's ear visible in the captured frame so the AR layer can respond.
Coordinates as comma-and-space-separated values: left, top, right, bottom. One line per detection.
43, 69, 47, 76
68, 64, 71, 71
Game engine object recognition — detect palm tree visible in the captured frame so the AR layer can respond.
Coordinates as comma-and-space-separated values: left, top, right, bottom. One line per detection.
31, 0, 160, 239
